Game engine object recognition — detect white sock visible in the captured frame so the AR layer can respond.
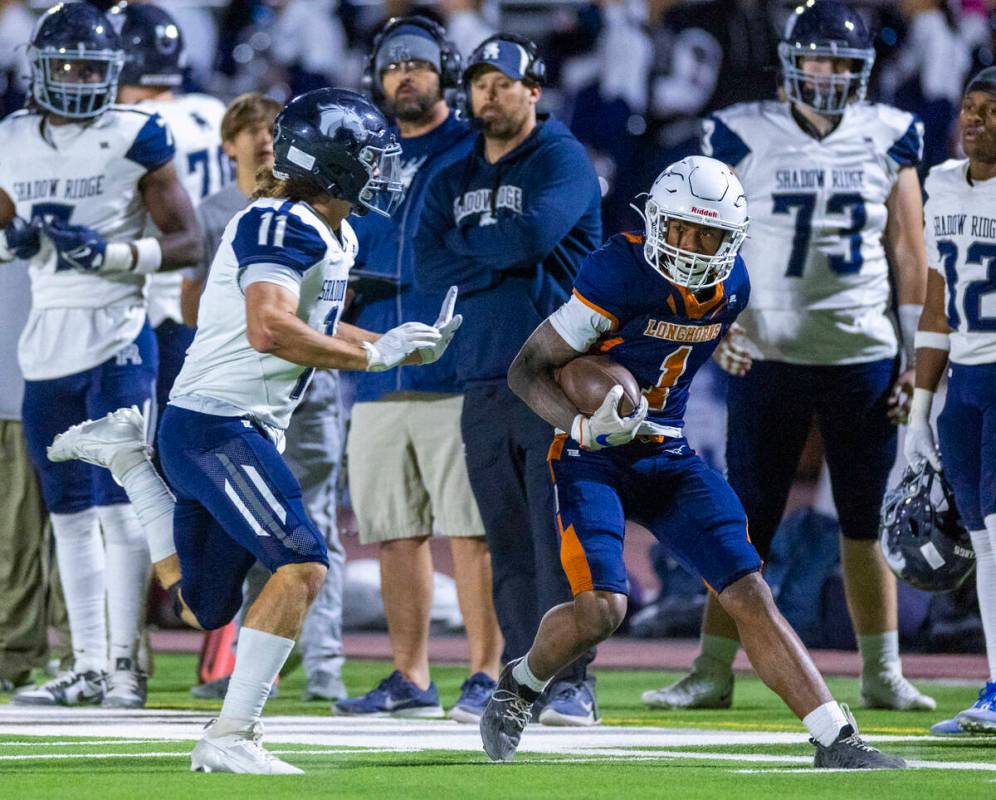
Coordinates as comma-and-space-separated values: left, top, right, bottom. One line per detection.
117, 457, 177, 563
858, 630, 900, 677
511, 654, 550, 693
216, 627, 294, 728
971, 526, 996, 682
51, 509, 107, 674
803, 700, 850, 747
98, 504, 150, 664
693, 634, 739, 675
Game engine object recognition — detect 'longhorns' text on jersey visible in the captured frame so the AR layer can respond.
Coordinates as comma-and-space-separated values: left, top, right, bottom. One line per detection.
702, 100, 923, 365
0, 105, 174, 379
550, 232, 749, 438
169, 198, 354, 433
141, 93, 228, 328
924, 158, 996, 365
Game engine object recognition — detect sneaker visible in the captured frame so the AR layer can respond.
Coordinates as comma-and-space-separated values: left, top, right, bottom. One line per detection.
47, 406, 149, 474
812, 705, 907, 769
191, 719, 302, 775
860, 670, 936, 711
930, 717, 966, 735
102, 658, 147, 709
191, 676, 279, 700
641, 669, 733, 709
538, 678, 600, 727
334, 671, 443, 718
955, 681, 996, 734
480, 660, 537, 762
302, 663, 347, 702
12, 669, 107, 706
448, 672, 497, 724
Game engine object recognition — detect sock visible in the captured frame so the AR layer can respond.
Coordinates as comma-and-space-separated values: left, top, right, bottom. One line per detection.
803, 700, 850, 747
972, 526, 996, 682
512, 654, 550, 695
98, 504, 150, 664
117, 457, 177, 562
692, 634, 739, 675
51, 509, 107, 674
216, 627, 294, 729
858, 630, 900, 677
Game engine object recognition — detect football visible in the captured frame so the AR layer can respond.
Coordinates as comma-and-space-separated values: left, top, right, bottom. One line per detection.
556, 355, 643, 416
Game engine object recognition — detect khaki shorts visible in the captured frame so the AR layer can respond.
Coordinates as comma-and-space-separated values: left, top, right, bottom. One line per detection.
347, 393, 485, 544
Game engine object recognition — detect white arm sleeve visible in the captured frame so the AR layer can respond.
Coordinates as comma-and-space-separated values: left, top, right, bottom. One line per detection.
549, 295, 615, 353
239, 263, 303, 296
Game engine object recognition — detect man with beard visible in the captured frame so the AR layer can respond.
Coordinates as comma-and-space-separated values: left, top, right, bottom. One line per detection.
414, 35, 603, 726
335, 17, 503, 723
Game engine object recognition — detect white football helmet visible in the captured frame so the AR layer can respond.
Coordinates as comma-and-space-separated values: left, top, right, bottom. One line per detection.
638, 156, 749, 290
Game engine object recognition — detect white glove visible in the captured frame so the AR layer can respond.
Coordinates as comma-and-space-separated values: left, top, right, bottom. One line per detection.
364, 322, 441, 372
571, 385, 648, 451
712, 322, 752, 376
904, 388, 942, 471
418, 285, 463, 365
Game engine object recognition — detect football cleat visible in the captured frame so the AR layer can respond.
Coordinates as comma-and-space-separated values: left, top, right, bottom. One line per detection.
12, 669, 107, 706
480, 660, 537, 763
812, 706, 907, 769
641, 669, 734, 709
448, 672, 497, 724
955, 681, 996, 734
538, 678, 600, 727
191, 719, 302, 775
930, 717, 966, 735
860, 670, 936, 711
334, 671, 443, 718
302, 662, 347, 702
102, 658, 147, 709
47, 406, 149, 478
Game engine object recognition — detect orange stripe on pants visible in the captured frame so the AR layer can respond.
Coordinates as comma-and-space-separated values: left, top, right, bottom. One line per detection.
558, 515, 594, 595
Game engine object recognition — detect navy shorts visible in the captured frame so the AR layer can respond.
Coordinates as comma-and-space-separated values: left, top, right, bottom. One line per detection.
22, 321, 157, 514
547, 436, 761, 596
938, 363, 996, 532
158, 405, 329, 631
726, 358, 897, 557
153, 319, 196, 432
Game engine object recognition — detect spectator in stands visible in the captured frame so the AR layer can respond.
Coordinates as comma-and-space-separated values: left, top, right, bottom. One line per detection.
439, 0, 496, 57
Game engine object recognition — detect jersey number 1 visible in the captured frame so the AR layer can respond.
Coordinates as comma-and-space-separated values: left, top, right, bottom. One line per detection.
644, 347, 692, 411
258, 212, 288, 249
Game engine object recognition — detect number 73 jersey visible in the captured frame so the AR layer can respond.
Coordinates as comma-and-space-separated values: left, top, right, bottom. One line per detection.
702, 100, 923, 365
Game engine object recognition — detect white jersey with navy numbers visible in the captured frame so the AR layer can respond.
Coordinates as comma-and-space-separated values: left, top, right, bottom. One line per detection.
0, 105, 175, 379
924, 158, 996, 365
141, 93, 228, 328
702, 101, 923, 365
169, 198, 354, 432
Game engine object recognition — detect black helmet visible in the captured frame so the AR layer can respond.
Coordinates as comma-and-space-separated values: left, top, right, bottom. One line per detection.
111, 3, 186, 89
272, 88, 404, 218
879, 462, 975, 593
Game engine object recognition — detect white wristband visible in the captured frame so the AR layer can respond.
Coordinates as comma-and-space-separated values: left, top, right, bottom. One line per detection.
102, 241, 134, 272
132, 237, 162, 274
910, 387, 934, 425
898, 303, 922, 367
913, 330, 950, 352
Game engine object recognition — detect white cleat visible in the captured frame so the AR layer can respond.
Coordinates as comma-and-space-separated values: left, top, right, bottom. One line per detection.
860, 671, 936, 711
12, 669, 107, 707
641, 669, 733, 709
47, 406, 149, 474
191, 720, 303, 775
102, 658, 148, 709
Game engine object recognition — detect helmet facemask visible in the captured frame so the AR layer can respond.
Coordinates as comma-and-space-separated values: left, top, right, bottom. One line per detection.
778, 44, 873, 116
30, 47, 123, 119
356, 142, 404, 218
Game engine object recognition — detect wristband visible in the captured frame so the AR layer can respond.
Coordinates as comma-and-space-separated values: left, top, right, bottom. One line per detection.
102, 242, 134, 272
910, 387, 934, 425
132, 237, 163, 274
913, 330, 950, 352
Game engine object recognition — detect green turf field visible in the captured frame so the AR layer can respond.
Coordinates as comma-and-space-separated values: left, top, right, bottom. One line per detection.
2, 653, 994, 799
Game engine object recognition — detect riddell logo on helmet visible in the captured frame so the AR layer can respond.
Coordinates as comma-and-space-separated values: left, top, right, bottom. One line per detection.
691, 206, 718, 218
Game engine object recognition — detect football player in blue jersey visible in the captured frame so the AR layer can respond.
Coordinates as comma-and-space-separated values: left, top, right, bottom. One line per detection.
0, 2, 201, 709
482, 155, 905, 770
646, 0, 934, 712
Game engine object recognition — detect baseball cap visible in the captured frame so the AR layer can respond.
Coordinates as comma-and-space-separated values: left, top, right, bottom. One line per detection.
465, 37, 536, 82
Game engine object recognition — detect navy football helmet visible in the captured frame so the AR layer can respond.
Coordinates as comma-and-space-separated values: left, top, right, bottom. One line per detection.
28, 2, 124, 120
879, 462, 975, 593
778, 0, 875, 116
272, 88, 404, 218
110, 3, 186, 89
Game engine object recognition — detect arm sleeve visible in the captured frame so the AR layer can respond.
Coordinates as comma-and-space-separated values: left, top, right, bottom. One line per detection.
549, 294, 615, 353
700, 114, 751, 168
887, 117, 924, 170
231, 207, 327, 274
125, 113, 176, 172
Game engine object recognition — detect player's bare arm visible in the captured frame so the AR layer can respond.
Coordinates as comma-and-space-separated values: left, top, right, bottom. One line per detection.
508, 320, 584, 433
913, 268, 952, 393
139, 161, 202, 270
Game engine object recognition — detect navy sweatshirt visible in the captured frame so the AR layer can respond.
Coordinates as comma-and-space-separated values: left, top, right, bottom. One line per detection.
347, 111, 475, 402
414, 117, 602, 386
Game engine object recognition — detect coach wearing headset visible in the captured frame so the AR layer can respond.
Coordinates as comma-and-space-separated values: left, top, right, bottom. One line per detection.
415, 35, 603, 726
336, 17, 503, 723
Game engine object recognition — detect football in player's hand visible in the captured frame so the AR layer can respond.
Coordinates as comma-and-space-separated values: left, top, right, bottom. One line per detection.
557, 355, 642, 416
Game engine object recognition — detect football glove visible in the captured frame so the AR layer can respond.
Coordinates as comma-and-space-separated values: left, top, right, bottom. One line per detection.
571, 385, 648, 451
904, 388, 941, 472
44, 220, 108, 273
417, 285, 463, 365
712, 322, 752, 376
364, 322, 441, 372
1, 217, 43, 261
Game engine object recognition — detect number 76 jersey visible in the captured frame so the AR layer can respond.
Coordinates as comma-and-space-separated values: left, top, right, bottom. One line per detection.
702, 100, 923, 365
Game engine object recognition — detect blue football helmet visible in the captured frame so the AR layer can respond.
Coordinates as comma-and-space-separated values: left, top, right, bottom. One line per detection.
879, 461, 975, 593
110, 3, 186, 89
272, 88, 404, 218
778, 0, 875, 116
28, 2, 124, 120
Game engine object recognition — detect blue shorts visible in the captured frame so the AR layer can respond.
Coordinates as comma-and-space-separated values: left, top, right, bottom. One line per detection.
726, 358, 897, 556
22, 322, 157, 514
158, 405, 329, 631
938, 362, 996, 532
547, 436, 761, 596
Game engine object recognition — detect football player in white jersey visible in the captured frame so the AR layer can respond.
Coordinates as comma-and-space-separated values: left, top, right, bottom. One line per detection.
907, 67, 996, 735
113, 2, 227, 422
0, 2, 201, 709
643, 0, 934, 712
49, 88, 461, 774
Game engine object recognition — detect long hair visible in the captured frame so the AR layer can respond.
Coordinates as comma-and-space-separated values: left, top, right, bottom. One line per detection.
251, 165, 326, 202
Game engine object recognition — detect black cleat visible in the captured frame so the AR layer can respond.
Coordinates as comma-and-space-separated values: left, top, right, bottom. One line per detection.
480, 659, 538, 763
812, 706, 907, 769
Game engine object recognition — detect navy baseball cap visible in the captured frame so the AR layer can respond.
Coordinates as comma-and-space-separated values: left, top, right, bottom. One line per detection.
465, 37, 534, 82
374, 24, 442, 75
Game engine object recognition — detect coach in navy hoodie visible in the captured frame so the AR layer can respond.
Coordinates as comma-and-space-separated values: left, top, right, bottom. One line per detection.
414, 34, 603, 725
